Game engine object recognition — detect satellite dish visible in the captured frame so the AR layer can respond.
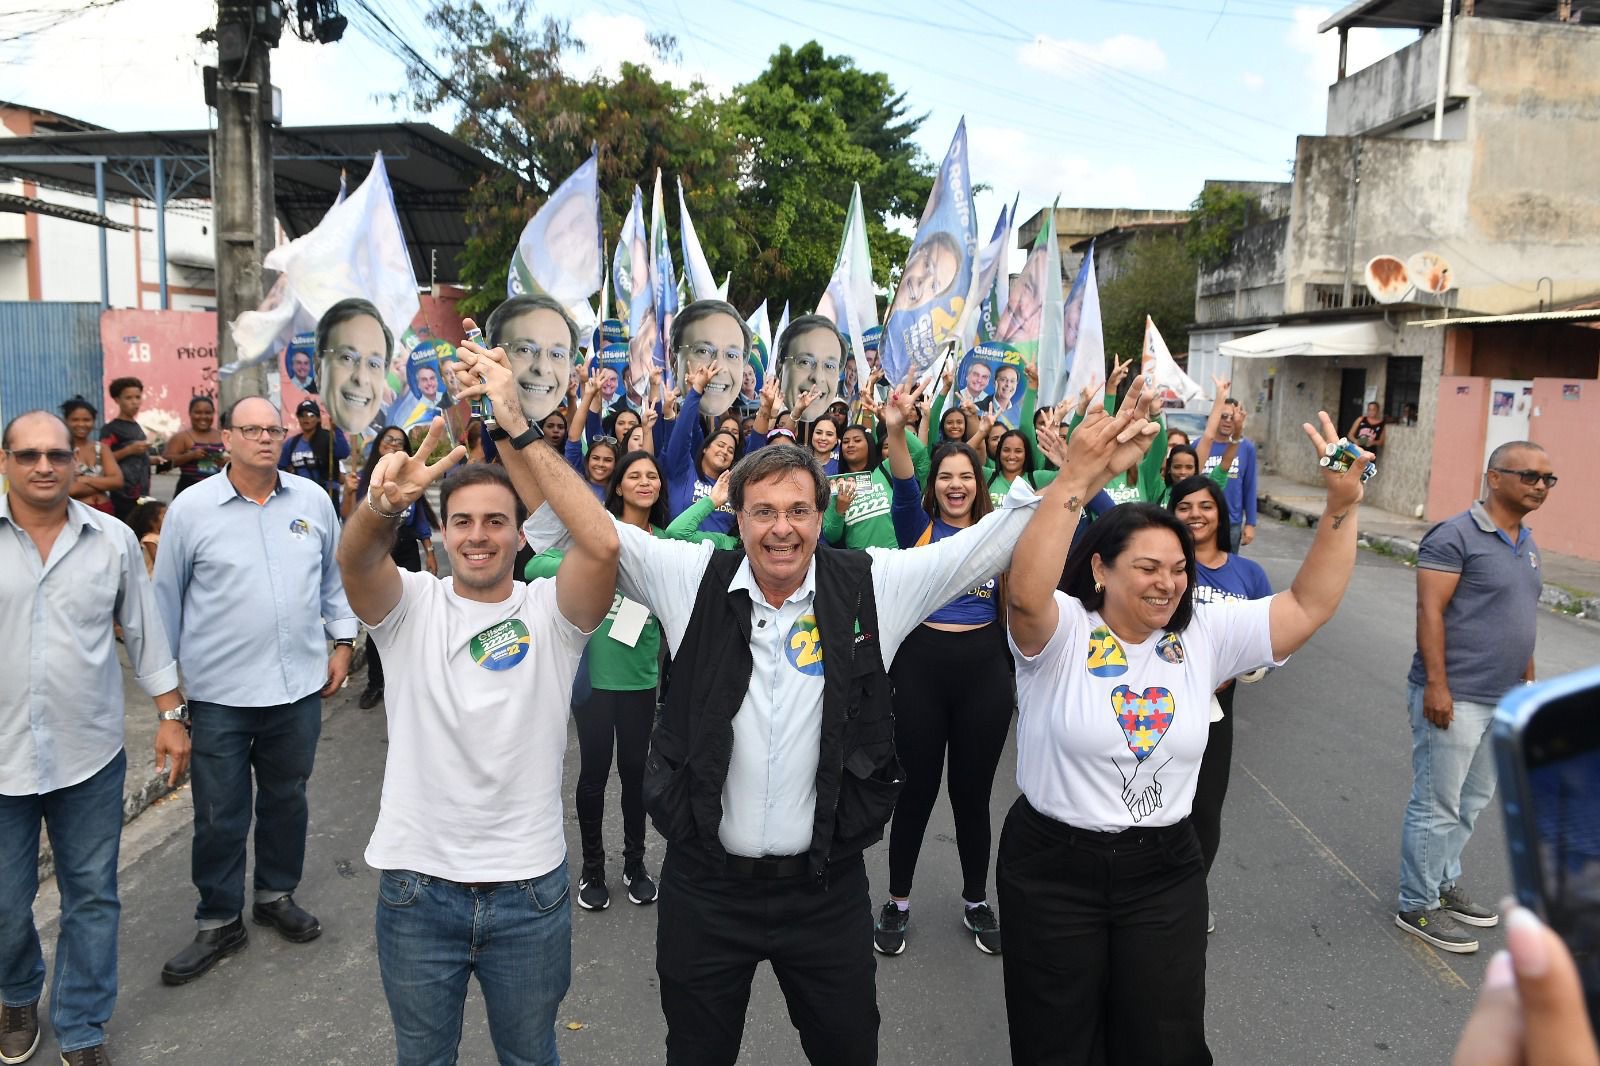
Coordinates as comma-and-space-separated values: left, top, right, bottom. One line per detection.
1365, 255, 1411, 304
1408, 251, 1453, 295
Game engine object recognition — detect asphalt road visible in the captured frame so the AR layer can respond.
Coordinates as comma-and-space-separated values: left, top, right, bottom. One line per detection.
28, 519, 1600, 1065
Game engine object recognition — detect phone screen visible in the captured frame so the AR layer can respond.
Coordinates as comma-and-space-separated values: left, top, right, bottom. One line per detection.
1523, 692, 1600, 1002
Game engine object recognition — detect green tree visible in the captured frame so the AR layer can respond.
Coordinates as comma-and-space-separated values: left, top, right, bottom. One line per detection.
727, 42, 934, 311
1185, 184, 1258, 269
1097, 234, 1199, 367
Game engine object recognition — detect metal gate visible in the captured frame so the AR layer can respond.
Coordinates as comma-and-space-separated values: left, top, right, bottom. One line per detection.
0, 301, 104, 425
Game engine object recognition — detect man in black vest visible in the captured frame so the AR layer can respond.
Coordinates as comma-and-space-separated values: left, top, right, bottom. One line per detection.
506, 329, 1160, 1065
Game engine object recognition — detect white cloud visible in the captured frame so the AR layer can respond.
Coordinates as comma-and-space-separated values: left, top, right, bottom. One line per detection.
1286, 6, 1405, 90
1241, 72, 1266, 91
566, 12, 735, 98
1019, 33, 1168, 78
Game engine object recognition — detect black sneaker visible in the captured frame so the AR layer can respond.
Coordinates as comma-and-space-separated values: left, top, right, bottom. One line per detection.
577, 872, 610, 911
1439, 885, 1499, 928
873, 902, 909, 956
964, 903, 1002, 955
1395, 909, 1478, 953
358, 686, 383, 710
623, 863, 658, 905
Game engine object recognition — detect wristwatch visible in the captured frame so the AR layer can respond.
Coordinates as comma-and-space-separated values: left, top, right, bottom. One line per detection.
508, 425, 542, 450
159, 703, 191, 727
334, 639, 356, 649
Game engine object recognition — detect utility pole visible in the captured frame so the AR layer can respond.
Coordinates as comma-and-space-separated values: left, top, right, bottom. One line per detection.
209, 1, 344, 409
212, 0, 280, 409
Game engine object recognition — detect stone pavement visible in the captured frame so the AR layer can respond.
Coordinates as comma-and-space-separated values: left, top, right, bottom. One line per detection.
1257, 471, 1600, 617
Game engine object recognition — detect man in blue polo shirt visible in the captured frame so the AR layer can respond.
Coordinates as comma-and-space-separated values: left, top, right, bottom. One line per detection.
1396, 440, 1555, 953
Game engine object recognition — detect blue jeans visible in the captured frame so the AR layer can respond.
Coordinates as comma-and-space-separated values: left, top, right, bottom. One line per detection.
189, 695, 321, 921
1398, 683, 1499, 912
0, 750, 125, 1053
375, 863, 572, 1066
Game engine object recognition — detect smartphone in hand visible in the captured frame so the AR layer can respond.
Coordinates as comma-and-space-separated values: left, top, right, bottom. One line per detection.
1494, 666, 1600, 1023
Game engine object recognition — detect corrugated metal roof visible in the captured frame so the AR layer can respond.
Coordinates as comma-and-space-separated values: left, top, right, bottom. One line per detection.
1415, 308, 1600, 327
1319, 0, 1568, 33
0, 192, 132, 230
0, 302, 104, 425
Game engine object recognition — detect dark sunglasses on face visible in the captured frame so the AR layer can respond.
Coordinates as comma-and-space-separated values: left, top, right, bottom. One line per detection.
1491, 467, 1558, 488
5, 449, 74, 468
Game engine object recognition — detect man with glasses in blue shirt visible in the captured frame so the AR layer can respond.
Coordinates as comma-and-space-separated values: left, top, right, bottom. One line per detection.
1, 411, 188, 1066
1396, 440, 1556, 954
153, 396, 357, 986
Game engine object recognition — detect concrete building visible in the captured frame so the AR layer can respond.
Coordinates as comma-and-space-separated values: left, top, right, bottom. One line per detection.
1, 101, 218, 310
1186, 3, 1600, 553
1015, 205, 1191, 281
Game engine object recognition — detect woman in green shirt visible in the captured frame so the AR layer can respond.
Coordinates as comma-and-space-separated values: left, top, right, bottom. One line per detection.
984, 429, 1058, 508
524, 449, 669, 912
821, 422, 931, 549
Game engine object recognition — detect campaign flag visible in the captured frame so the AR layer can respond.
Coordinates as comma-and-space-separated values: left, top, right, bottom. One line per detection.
677, 177, 720, 303
1142, 315, 1205, 406
775, 301, 791, 351
997, 201, 1062, 378
879, 120, 977, 384
612, 186, 655, 400
967, 202, 1013, 350
817, 183, 878, 404
650, 170, 679, 386
1059, 245, 1106, 407
747, 300, 772, 372
507, 150, 603, 332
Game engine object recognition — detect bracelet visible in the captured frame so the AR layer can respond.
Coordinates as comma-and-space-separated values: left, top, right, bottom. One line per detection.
366, 493, 405, 520
508, 425, 542, 450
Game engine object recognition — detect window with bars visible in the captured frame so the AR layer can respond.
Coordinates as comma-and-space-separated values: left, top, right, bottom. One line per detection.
1385, 356, 1422, 422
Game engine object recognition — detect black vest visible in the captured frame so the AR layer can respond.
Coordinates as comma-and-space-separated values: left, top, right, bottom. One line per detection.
642, 544, 902, 879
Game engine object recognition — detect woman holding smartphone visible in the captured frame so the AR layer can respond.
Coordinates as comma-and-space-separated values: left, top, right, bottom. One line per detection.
999, 394, 1369, 1066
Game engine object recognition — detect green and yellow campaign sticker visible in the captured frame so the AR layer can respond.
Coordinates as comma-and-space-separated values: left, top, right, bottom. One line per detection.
469, 618, 531, 671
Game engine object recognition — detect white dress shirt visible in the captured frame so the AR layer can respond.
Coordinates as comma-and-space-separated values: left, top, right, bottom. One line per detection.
523, 482, 1040, 856
1, 496, 179, 795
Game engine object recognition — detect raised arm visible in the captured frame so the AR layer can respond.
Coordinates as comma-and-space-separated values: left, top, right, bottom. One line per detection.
454, 333, 619, 632
1008, 386, 1162, 657
883, 384, 919, 481
664, 472, 741, 549
338, 417, 465, 625
1266, 412, 1370, 660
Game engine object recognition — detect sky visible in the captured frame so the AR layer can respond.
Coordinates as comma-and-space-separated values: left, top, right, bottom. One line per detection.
0, 0, 1414, 264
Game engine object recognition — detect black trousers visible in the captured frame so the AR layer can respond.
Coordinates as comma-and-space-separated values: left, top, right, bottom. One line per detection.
887, 622, 1014, 901
656, 846, 878, 1066
1190, 684, 1236, 875
996, 798, 1211, 1066
573, 687, 655, 874
364, 537, 422, 693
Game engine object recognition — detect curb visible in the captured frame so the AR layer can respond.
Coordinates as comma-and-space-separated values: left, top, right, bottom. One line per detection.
36, 773, 184, 884
1258, 493, 1599, 621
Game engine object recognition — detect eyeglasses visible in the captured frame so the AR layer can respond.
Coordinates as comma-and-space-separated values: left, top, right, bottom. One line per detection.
506, 341, 572, 363
592, 435, 620, 449
235, 424, 289, 441
1491, 467, 1558, 488
677, 343, 747, 364
741, 505, 819, 524
323, 347, 387, 375
4, 448, 74, 467
785, 353, 842, 376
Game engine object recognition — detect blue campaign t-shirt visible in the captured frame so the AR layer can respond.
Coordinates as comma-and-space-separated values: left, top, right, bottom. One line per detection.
1193, 554, 1272, 604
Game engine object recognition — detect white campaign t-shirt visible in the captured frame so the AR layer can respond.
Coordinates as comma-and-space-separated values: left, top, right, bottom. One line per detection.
1011, 590, 1279, 833
364, 570, 589, 881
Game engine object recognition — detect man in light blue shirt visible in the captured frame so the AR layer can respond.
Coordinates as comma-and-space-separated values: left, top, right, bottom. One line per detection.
1, 411, 187, 1066
153, 396, 356, 987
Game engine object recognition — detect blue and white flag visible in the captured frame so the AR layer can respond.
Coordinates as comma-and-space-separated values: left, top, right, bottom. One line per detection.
507, 150, 603, 331
612, 186, 655, 400
879, 119, 977, 384
1060, 244, 1106, 407
677, 177, 720, 303
817, 182, 878, 401
650, 170, 679, 388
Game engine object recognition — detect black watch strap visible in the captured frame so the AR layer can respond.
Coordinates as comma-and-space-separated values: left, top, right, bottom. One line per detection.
508, 425, 542, 450
488, 425, 510, 441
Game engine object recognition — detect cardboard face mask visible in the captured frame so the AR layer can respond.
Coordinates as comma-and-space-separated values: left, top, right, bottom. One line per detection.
319, 313, 391, 435
674, 311, 748, 418
779, 327, 844, 424
497, 308, 576, 424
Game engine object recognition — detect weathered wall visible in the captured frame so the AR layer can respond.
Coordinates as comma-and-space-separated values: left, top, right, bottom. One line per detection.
1327, 30, 1443, 137
1195, 217, 1289, 325
1526, 378, 1600, 561
1426, 376, 1492, 521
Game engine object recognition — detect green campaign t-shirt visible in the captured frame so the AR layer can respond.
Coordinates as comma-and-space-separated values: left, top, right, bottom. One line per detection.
525, 547, 661, 692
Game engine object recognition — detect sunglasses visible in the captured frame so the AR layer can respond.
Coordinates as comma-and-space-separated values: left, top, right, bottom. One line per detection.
5, 448, 74, 468
1491, 467, 1558, 488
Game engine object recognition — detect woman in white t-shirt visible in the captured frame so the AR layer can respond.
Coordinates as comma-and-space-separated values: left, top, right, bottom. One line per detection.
999, 409, 1372, 1066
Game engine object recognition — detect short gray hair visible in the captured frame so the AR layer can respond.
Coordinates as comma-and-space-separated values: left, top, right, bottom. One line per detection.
728, 445, 829, 514
486, 293, 581, 356
1486, 439, 1544, 471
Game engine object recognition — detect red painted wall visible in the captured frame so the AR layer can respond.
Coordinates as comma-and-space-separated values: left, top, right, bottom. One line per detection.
1527, 379, 1600, 561
100, 309, 220, 442
1426, 376, 1490, 523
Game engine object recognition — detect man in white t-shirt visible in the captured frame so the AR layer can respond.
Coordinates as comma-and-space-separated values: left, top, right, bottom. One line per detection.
336, 366, 618, 1064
